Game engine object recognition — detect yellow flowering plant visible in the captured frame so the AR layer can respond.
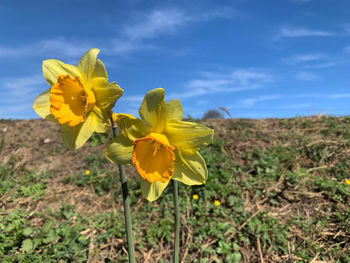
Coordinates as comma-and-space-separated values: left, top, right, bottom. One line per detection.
33, 48, 123, 149
106, 88, 214, 201
32, 48, 138, 262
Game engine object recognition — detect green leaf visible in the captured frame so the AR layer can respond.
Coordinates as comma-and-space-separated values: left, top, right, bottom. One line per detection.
21, 239, 33, 252
23, 227, 33, 236
230, 252, 242, 263
41, 221, 53, 234
43, 230, 57, 243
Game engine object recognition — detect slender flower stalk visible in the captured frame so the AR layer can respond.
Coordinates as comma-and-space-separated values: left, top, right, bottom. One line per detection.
110, 116, 136, 263
172, 180, 180, 263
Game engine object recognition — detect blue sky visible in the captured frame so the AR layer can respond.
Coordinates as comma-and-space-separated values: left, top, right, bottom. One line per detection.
1, 0, 350, 119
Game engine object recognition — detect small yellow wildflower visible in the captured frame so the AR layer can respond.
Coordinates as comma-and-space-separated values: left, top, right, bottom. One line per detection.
85, 170, 91, 175
214, 200, 221, 206
105, 88, 214, 202
345, 179, 350, 185
193, 194, 199, 200
33, 48, 123, 149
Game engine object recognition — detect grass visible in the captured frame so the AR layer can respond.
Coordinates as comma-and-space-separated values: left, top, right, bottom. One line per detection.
0, 116, 349, 262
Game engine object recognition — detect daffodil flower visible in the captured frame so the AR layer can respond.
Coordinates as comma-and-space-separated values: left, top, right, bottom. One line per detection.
106, 88, 214, 201
33, 48, 123, 149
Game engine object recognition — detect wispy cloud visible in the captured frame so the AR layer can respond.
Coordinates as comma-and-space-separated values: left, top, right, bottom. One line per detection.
330, 93, 350, 99
276, 27, 335, 39
344, 45, 350, 54
114, 7, 235, 55
0, 75, 47, 118
286, 93, 350, 100
1, 75, 46, 97
0, 38, 93, 58
303, 62, 338, 69
286, 53, 327, 64
295, 71, 320, 81
124, 9, 187, 41
124, 7, 235, 41
288, 0, 311, 3
285, 52, 348, 69
240, 95, 280, 107
279, 103, 312, 110
0, 7, 235, 59
0, 103, 35, 119
169, 69, 273, 99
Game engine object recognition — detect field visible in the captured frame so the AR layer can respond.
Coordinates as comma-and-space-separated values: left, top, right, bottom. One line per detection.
0, 116, 349, 263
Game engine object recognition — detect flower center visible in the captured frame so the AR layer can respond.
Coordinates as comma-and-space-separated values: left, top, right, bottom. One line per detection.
49, 75, 96, 127
132, 133, 176, 183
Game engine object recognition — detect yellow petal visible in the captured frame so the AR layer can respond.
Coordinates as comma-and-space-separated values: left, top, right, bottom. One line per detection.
140, 178, 170, 202
166, 120, 214, 155
32, 89, 56, 121
165, 99, 183, 121
105, 134, 133, 165
94, 59, 108, 79
91, 106, 109, 133
114, 113, 148, 141
132, 133, 175, 183
139, 88, 166, 132
42, 59, 83, 86
172, 151, 208, 185
77, 48, 100, 83
93, 82, 124, 112
60, 111, 98, 149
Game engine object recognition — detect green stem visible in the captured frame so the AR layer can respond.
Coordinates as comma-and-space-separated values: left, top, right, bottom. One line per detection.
172, 179, 180, 263
110, 117, 136, 263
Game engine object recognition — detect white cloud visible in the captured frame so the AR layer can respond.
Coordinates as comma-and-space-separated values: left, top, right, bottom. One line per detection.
0, 75, 48, 118
1, 75, 46, 97
169, 69, 273, 99
279, 103, 312, 109
288, 0, 311, 2
290, 93, 350, 99
277, 27, 334, 38
124, 7, 236, 41
295, 71, 320, 81
344, 45, 350, 54
124, 9, 186, 41
0, 38, 92, 58
0, 103, 34, 119
115, 7, 235, 55
330, 93, 350, 99
286, 53, 327, 64
240, 95, 280, 107
0, 7, 235, 59
303, 62, 338, 69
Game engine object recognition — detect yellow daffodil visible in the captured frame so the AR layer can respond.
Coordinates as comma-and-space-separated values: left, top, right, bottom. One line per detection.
33, 48, 123, 149
106, 88, 214, 201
